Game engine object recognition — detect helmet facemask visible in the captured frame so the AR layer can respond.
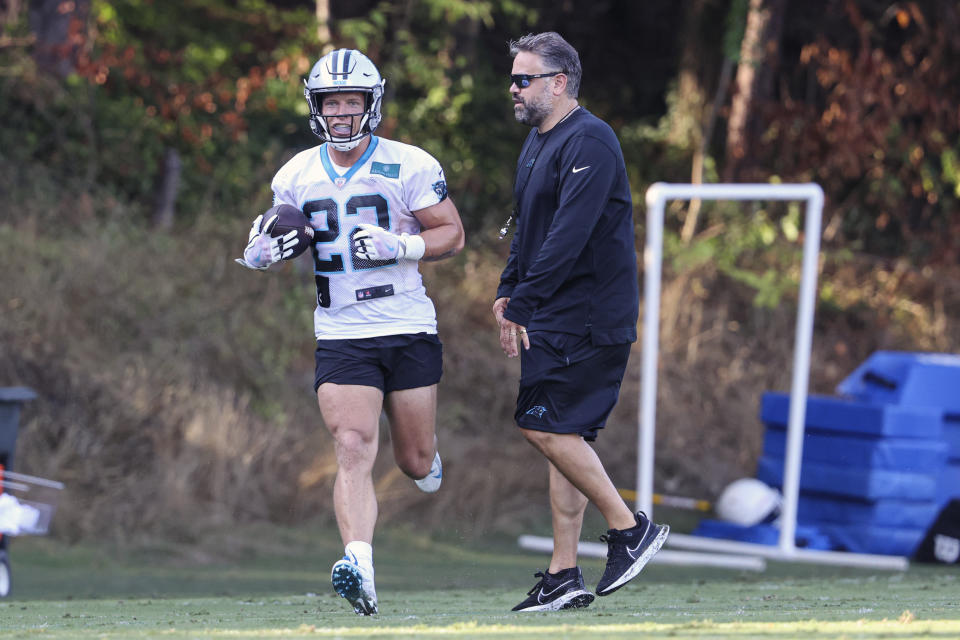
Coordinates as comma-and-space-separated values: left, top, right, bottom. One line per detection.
306, 91, 377, 151
304, 49, 385, 151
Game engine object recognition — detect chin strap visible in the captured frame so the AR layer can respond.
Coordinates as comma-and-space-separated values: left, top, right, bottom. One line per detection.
329, 137, 364, 151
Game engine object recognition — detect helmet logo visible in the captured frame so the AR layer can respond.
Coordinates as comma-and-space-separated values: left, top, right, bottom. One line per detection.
327, 49, 355, 79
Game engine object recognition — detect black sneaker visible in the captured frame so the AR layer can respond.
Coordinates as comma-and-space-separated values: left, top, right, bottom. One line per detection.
511, 567, 595, 612
596, 512, 669, 596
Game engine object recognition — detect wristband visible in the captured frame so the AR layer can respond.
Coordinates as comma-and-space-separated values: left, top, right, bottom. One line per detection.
401, 234, 426, 261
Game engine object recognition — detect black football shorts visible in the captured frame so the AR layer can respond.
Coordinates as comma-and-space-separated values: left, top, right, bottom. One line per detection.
515, 331, 631, 441
314, 333, 443, 393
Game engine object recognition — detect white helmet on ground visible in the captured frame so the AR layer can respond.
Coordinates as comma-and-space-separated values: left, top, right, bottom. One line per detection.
304, 48, 385, 151
715, 478, 783, 527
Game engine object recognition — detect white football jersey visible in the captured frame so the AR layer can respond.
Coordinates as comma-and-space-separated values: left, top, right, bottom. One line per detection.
271, 136, 448, 339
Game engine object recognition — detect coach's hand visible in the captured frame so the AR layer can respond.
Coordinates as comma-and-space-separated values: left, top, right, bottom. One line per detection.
493, 297, 528, 357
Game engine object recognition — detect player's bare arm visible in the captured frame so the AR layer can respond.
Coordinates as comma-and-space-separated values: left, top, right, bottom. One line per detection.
412, 197, 465, 262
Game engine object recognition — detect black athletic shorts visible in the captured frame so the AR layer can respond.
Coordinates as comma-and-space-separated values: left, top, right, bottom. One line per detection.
515, 331, 631, 442
314, 333, 443, 393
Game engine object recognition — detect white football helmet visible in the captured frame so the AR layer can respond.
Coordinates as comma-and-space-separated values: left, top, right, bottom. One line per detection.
304, 48, 385, 151
715, 478, 783, 527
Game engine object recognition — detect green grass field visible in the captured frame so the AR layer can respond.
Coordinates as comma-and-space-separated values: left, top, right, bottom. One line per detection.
2, 524, 959, 639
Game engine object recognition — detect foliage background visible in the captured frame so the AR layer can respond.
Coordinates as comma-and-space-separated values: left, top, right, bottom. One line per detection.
0, 0, 958, 544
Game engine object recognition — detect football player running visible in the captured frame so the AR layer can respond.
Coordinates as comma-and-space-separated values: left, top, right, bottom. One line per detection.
237, 48, 464, 616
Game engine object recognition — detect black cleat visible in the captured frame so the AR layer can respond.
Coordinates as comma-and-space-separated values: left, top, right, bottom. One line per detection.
511, 566, 595, 612
596, 511, 669, 596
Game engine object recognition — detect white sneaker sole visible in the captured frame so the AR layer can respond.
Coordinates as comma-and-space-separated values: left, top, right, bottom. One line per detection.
597, 524, 670, 595
514, 589, 595, 612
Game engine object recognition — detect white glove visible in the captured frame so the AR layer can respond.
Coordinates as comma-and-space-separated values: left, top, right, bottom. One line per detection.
235, 213, 302, 270
235, 214, 270, 270
354, 223, 426, 261
270, 228, 302, 261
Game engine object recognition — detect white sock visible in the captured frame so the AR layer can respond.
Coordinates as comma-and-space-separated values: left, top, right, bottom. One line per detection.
345, 540, 374, 573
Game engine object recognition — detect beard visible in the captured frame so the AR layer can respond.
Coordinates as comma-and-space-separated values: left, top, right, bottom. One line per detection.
513, 87, 553, 127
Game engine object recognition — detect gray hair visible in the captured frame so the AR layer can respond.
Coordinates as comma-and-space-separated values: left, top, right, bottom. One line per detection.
509, 32, 581, 98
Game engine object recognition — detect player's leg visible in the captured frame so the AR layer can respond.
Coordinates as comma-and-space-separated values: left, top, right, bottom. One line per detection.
314, 338, 392, 615
317, 382, 383, 615
382, 333, 444, 492
384, 384, 439, 482
317, 382, 384, 544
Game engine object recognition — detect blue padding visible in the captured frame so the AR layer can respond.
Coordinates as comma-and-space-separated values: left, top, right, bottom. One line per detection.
937, 462, 960, 507
760, 392, 942, 438
943, 416, 960, 460
797, 494, 941, 529
837, 351, 960, 412
757, 455, 938, 500
818, 523, 925, 556
692, 519, 833, 550
763, 426, 947, 471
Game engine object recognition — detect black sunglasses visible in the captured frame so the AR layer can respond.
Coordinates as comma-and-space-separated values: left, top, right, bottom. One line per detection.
510, 71, 562, 88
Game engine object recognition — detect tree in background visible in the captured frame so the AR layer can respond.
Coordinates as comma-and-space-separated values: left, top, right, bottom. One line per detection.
28, 0, 91, 77
724, 0, 786, 182
756, 0, 960, 263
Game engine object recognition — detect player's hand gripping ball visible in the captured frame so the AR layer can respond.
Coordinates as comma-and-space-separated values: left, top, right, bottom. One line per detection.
260, 204, 314, 260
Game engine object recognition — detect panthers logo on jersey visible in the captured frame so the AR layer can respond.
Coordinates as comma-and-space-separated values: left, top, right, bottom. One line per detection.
432, 180, 448, 202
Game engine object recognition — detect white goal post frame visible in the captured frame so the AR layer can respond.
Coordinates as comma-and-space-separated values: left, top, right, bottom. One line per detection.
637, 182, 907, 570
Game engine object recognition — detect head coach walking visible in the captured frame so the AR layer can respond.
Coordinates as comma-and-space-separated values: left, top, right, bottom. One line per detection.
492, 32, 669, 612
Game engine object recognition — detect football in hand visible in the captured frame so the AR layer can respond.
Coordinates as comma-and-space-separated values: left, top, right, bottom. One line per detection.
260, 204, 314, 260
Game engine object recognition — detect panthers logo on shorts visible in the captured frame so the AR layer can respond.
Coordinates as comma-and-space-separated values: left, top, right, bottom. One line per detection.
525, 405, 548, 418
